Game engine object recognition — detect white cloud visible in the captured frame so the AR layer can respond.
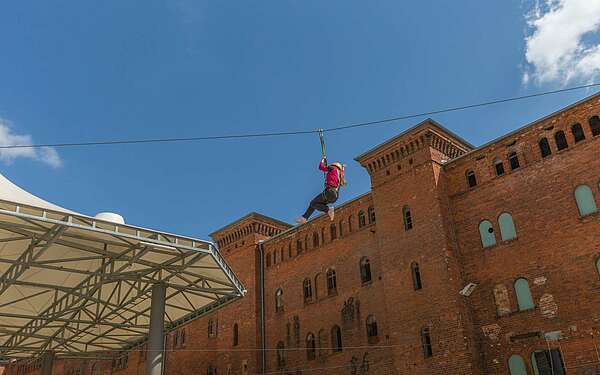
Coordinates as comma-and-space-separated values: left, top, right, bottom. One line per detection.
523, 0, 600, 85
0, 119, 62, 168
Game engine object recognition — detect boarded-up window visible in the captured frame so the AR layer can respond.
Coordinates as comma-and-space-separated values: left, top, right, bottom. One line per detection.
575, 185, 598, 217
318, 329, 328, 357
493, 284, 511, 316
498, 212, 517, 241
514, 278, 534, 311
479, 220, 497, 248
508, 355, 527, 375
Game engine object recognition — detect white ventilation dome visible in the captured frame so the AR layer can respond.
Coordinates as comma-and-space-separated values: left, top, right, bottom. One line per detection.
95, 212, 125, 224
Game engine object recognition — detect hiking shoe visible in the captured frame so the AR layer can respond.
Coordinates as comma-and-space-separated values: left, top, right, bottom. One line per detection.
327, 207, 335, 221
295, 217, 308, 225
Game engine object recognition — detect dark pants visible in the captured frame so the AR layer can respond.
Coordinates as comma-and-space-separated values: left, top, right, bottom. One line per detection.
302, 188, 338, 219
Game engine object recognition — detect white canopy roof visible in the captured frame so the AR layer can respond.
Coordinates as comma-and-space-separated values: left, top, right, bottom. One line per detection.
0, 173, 244, 359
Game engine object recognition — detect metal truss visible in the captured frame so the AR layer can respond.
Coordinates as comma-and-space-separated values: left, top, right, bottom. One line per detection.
0, 200, 245, 361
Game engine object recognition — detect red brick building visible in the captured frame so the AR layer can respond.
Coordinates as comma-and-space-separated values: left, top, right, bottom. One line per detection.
7, 93, 600, 375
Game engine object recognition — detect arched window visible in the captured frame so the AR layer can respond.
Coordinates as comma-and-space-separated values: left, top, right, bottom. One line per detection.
360, 257, 372, 284
411, 262, 423, 290
478, 220, 497, 248
275, 288, 284, 313
368, 206, 376, 224
498, 212, 517, 241
358, 211, 366, 228
338, 220, 344, 237
403, 206, 413, 230
312, 232, 319, 248
574, 185, 598, 217
514, 278, 534, 311
508, 152, 520, 170
331, 325, 342, 352
555, 131, 568, 150
266, 252, 272, 267
572, 123, 586, 143
590, 115, 600, 136
330, 224, 337, 240
539, 138, 552, 158
466, 170, 477, 188
314, 273, 324, 299
326, 269, 337, 295
494, 159, 505, 176
421, 327, 433, 358
366, 315, 378, 339
233, 323, 239, 346
276, 341, 285, 368
348, 216, 353, 232
306, 333, 316, 360
317, 329, 328, 357
532, 349, 566, 374
303, 278, 313, 302
508, 355, 527, 375
296, 239, 303, 254
596, 257, 600, 276
207, 365, 216, 375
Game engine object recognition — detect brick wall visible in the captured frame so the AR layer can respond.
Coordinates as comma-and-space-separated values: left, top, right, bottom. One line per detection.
8, 93, 600, 375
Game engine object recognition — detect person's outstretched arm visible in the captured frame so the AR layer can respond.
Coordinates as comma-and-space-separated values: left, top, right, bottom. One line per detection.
319, 159, 331, 172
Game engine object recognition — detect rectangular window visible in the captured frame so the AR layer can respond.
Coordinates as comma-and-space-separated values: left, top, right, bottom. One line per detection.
494, 161, 505, 176
508, 153, 520, 170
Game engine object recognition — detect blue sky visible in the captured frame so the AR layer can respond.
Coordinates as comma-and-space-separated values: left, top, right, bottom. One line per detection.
1, 1, 599, 240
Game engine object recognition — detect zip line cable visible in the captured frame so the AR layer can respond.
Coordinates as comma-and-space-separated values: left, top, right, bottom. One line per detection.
0, 82, 598, 150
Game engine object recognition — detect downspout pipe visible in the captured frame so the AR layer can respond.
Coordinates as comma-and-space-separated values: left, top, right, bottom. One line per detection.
258, 241, 266, 375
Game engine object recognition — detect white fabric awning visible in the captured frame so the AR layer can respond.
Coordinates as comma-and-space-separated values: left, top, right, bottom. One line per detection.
0, 174, 244, 359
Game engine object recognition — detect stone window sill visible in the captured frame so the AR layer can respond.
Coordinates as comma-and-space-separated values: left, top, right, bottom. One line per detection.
496, 306, 536, 320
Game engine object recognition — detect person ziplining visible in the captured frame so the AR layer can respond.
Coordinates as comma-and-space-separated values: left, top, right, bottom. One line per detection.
296, 130, 346, 225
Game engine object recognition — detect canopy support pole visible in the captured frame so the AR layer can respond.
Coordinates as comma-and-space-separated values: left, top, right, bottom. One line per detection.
146, 283, 166, 375
40, 351, 54, 375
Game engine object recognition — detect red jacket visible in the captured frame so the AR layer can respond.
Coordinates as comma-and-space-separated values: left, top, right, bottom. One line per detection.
319, 161, 340, 189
